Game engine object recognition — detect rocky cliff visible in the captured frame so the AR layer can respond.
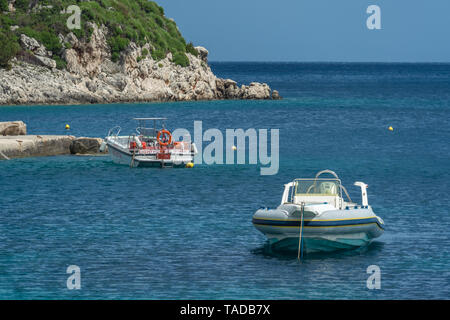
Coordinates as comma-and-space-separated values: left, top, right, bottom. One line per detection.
0, 2, 280, 106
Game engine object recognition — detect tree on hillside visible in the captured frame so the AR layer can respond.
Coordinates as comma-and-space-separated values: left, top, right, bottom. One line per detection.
0, 0, 9, 12
0, 31, 20, 69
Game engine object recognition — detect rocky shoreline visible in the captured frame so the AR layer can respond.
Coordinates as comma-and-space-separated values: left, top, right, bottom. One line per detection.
0, 24, 280, 106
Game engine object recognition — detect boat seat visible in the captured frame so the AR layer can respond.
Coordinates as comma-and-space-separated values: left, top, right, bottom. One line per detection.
294, 195, 339, 207
319, 181, 338, 195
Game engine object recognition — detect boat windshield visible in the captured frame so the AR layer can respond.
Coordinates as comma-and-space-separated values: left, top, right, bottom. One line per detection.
294, 179, 341, 196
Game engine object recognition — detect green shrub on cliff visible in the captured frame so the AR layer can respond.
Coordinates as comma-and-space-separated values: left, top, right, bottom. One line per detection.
172, 52, 189, 67
0, 31, 20, 68
108, 35, 130, 62
0, 14, 14, 29
0, 0, 8, 12
19, 27, 62, 53
53, 56, 67, 70
0, 0, 198, 69
186, 42, 199, 57
75, 0, 191, 66
14, 0, 30, 11
151, 48, 166, 61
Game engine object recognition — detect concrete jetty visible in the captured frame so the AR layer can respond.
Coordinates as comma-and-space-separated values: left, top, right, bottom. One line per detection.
0, 120, 106, 160
0, 121, 106, 160
0, 131, 106, 160
0, 135, 106, 160
0, 135, 75, 160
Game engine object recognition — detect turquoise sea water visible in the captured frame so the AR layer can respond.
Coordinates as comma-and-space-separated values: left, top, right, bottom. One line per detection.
0, 63, 449, 299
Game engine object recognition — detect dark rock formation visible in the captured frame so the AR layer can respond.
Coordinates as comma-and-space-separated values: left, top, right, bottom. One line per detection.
70, 137, 104, 154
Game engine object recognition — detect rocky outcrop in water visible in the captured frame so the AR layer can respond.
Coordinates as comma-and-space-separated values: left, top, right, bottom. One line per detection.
0, 24, 279, 106
272, 90, 282, 100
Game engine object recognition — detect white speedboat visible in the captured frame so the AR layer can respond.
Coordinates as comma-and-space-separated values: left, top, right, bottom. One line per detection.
252, 170, 384, 253
104, 118, 197, 168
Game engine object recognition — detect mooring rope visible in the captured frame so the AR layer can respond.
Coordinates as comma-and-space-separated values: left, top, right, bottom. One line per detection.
0, 150, 10, 160
297, 202, 305, 261
130, 148, 136, 168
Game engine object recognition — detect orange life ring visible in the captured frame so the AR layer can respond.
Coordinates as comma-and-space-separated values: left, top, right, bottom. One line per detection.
157, 129, 172, 146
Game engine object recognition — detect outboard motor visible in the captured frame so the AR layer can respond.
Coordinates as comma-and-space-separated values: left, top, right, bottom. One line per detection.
99, 141, 107, 152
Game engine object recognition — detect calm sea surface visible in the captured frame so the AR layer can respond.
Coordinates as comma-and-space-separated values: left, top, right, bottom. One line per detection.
0, 63, 449, 299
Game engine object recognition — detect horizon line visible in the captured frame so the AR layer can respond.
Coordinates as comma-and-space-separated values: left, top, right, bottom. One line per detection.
208, 61, 450, 64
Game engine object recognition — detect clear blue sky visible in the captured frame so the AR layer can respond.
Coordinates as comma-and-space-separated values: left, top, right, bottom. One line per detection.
159, 0, 450, 62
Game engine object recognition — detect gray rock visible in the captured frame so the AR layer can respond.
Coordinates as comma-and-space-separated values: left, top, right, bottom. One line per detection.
107, 75, 127, 92
34, 55, 57, 69
8, 2, 15, 12
241, 82, 271, 100
272, 90, 282, 100
34, 45, 48, 57
20, 34, 41, 52
86, 80, 98, 93
63, 24, 109, 77
195, 46, 209, 63
65, 32, 79, 47
58, 33, 65, 45
223, 79, 237, 88
18, 34, 55, 69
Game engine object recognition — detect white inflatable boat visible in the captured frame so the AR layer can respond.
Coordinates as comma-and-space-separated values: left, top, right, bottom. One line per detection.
252, 170, 385, 253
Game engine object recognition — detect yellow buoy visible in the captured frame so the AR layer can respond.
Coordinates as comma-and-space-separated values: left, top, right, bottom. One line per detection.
231, 145, 237, 151
65, 124, 70, 130
186, 162, 194, 168
388, 126, 394, 131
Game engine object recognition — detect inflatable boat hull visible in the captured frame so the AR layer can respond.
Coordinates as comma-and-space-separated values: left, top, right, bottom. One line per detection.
253, 206, 384, 253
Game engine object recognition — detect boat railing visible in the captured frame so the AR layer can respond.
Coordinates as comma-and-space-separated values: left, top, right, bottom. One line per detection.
107, 126, 121, 139
136, 126, 159, 137
340, 185, 352, 203
314, 169, 352, 203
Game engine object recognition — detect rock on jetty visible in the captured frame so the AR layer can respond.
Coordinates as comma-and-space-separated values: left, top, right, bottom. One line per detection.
0, 25, 280, 106
0, 121, 27, 136
70, 137, 105, 155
